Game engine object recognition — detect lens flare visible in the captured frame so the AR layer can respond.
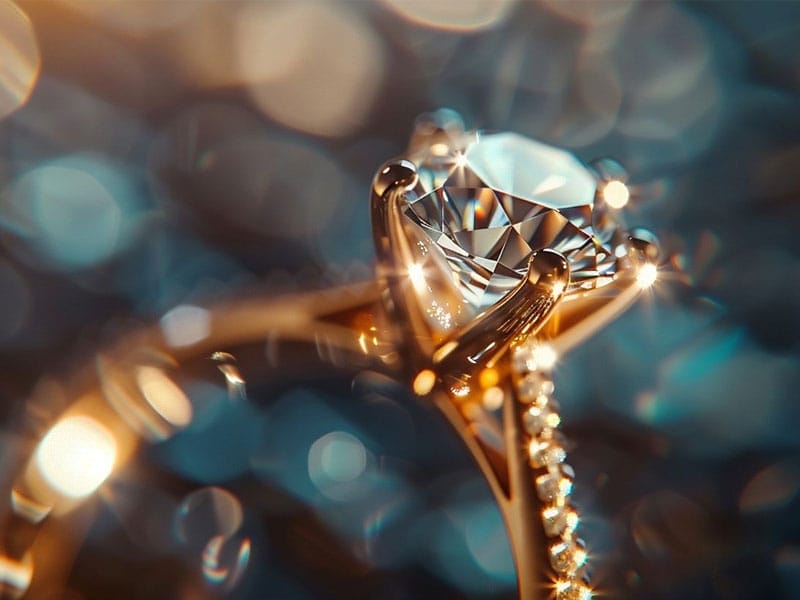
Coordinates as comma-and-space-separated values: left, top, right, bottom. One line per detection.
636, 263, 658, 288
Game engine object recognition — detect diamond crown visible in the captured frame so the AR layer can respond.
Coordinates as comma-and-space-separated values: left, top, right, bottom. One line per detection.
400, 131, 621, 332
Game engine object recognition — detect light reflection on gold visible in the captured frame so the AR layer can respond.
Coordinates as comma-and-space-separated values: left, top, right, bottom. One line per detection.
450, 381, 470, 398
9, 488, 51, 524
34, 415, 117, 499
135, 366, 193, 428
636, 263, 658, 288
211, 352, 247, 395
357, 332, 369, 354
432, 340, 457, 363
0, 551, 33, 598
601, 179, 630, 209
412, 369, 436, 395
459, 401, 480, 422
407, 262, 426, 292
426, 299, 454, 331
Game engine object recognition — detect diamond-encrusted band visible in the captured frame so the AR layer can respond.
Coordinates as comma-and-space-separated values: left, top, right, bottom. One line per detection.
513, 340, 592, 600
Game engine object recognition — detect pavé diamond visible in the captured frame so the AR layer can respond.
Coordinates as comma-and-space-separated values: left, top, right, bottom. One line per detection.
402, 131, 620, 332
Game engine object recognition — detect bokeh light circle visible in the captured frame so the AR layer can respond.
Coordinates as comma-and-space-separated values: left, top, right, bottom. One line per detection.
235, 1, 384, 137
35, 416, 117, 499
1, 155, 146, 271
308, 430, 368, 501
0, 1, 40, 122
136, 366, 194, 428
382, 0, 518, 32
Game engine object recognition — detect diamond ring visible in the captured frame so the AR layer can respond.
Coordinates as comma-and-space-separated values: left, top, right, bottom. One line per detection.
370, 110, 659, 599
7, 111, 658, 600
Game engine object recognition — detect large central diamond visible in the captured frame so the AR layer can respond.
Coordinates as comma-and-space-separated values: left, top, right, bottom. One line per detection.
402, 132, 619, 318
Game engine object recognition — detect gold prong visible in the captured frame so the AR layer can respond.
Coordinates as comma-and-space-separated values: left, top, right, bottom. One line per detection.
432, 249, 570, 375
370, 159, 418, 203
370, 158, 419, 273
626, 227, 660, 265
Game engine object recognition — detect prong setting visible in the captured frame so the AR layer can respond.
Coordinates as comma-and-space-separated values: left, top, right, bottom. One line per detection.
371, 159, 418, 201
431, 249, 570, 375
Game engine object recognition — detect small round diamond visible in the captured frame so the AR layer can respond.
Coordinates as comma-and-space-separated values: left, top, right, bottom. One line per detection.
549, 539, 587, 575
513, 345, 536, 373
518, 373, 554, 400
542, 505, 579, 537
523, 405, 549, 435
529, 440, 566, 469
535, 467, 574, 504
555, 579, 593, 600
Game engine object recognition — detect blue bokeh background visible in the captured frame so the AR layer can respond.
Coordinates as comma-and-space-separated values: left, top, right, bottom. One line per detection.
0, 1, 798, 599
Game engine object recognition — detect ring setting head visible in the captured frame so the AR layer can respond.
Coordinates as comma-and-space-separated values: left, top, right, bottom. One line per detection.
372, 117, 657, 372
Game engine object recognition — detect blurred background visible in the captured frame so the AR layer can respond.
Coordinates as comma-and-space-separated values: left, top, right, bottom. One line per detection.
0, 0, 799, 598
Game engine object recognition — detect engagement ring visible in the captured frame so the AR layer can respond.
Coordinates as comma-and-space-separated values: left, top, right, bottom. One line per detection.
370, 110, 659, 599
6, 111, 659, 600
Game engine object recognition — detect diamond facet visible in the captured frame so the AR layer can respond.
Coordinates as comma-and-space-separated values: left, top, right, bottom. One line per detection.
555, 579, 593, 600
529, 440, 566, 469
542, 505, 579, 538
535, 465, 575, 504
549, 539, 588, 575
402, 131, 620, 333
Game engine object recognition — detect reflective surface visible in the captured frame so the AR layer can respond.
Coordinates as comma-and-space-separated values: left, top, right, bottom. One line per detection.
403, 131, 619, 315
0, 1, 799, 599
